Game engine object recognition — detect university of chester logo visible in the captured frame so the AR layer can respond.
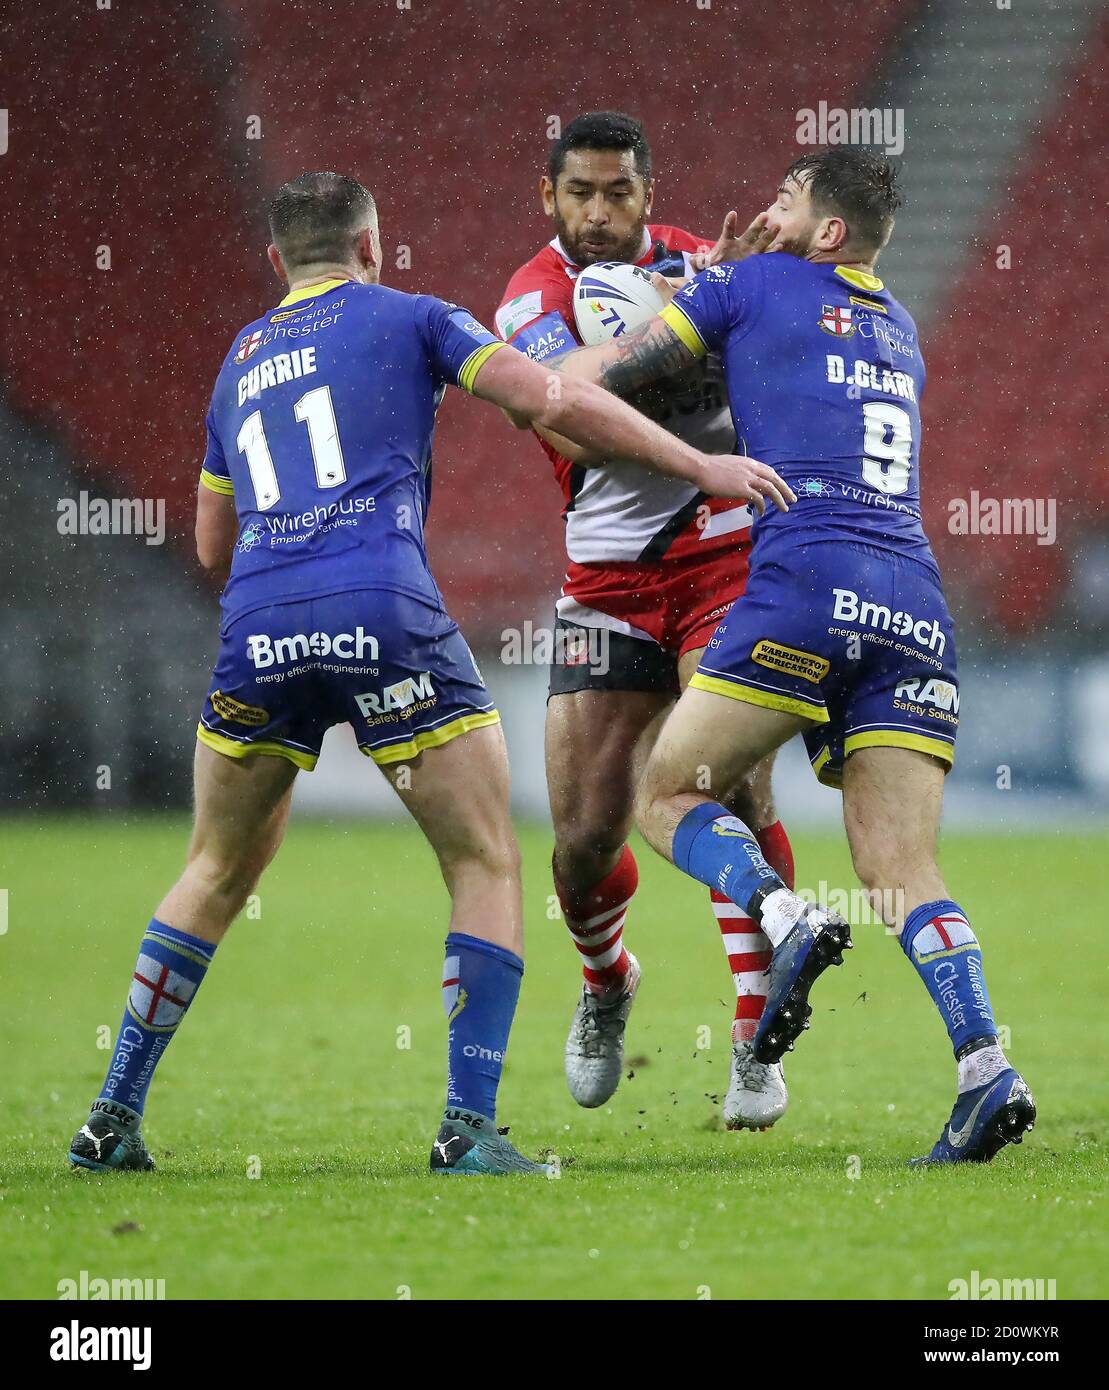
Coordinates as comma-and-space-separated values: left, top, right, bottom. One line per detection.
819, 304, 855, 337
237, 521, 265, 554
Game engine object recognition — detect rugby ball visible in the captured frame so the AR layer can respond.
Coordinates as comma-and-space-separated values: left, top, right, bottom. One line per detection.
572, 261, 666, 346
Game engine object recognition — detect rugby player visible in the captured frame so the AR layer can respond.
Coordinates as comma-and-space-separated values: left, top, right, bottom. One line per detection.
66, 172, 791, 1178
551, 149, 1036, 1164
497, 112, 797, 1130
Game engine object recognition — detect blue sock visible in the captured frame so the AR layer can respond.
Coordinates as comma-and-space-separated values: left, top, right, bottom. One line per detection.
441, 932, 522, 1123
899, 900, 996, 1056
671, 802, 786, 918
95, 920, 216, 1119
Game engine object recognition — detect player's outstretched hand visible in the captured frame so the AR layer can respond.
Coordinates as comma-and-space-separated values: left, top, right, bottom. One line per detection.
693, 453, 796, 514
691, 212, 781, 271
648, 272, 687, 304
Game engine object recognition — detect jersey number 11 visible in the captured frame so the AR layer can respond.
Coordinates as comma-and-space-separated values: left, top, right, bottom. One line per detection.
236, 386, 347, 510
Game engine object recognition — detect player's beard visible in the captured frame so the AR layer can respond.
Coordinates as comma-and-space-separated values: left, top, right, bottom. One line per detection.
773, 221, 824, 260
553, 210, 647, 267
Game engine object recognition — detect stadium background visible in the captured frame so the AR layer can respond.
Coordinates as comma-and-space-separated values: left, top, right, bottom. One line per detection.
1, 0, 1107, 824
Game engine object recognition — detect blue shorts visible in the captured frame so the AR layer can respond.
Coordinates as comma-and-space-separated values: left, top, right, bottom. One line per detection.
197, 589, 499, 770
691, 535, 959, 787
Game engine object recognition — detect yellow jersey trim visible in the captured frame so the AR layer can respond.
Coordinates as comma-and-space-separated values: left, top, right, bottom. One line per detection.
362, 710, 501, 766
844, 729, 954, 768
835, 266, 885, 292
277, 276, 353, 308
200, 468, 235, 496
689, 672, 829, 724
196, 724, 318, 771
659, 301, 708, 358
458, 341, 506, 394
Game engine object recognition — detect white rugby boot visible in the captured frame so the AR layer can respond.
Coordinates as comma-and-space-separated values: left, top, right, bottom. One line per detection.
724, 1037, 789, 1131
564, 954, 641, 1108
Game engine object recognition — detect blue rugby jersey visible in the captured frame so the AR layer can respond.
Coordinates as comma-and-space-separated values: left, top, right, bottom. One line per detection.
660, 255, 932, 559
200, 278, 505, 621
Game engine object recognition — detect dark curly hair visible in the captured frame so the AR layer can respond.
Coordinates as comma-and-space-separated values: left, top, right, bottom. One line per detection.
784, 148, 902, 253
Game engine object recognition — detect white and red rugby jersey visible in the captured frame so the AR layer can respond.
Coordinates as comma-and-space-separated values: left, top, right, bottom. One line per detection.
496, 225, 751, 566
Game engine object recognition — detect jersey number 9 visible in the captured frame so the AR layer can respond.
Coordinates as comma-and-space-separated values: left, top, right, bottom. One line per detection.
860, 401, 912, 496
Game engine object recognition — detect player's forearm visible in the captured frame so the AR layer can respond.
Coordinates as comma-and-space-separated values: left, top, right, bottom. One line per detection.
551, 318, 694, 400
536, 376, 704, 483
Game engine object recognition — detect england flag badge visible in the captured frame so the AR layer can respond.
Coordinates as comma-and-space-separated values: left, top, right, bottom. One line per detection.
234, 330, 263, 362
819, 304, 855, 337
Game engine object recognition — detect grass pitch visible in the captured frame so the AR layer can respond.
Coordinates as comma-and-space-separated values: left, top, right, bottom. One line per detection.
0, 815, 1104, 1300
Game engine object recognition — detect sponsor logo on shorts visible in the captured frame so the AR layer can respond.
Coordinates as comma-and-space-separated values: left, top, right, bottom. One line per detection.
355, 672, 436, 717
751, 639, 831, 683
247, 628, 379, 669
893, 677, 959, 726
832, 588, 946, 656
210, 690, 269, 727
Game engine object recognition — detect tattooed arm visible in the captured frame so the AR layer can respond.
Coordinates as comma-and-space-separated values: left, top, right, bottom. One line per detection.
550, 316, 696, 400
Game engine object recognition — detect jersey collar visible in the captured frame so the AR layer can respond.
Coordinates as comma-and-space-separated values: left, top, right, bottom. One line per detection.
835, 265, 885, 293
277, 276, 355, 307
550, 227, 653, 269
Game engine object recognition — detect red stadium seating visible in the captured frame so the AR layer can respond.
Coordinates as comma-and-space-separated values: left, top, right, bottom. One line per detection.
0, 4, 268, 553
219, 0, 915, 632
922, 12, 1109, 632
1, 1, 918, 636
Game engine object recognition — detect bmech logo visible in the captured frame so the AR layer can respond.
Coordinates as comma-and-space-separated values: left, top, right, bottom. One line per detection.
832, 588, 946, 656
247, 628, 379, 668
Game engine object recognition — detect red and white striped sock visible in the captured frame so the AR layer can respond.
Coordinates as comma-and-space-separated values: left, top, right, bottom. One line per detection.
712, 820, 796, 1043
554, 845, 637, 995
712, 891, 773, 1043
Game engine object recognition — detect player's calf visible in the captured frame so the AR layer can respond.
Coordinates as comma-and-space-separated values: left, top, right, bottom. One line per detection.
844, 748, 1035, 1164
664, 800, 851, 1064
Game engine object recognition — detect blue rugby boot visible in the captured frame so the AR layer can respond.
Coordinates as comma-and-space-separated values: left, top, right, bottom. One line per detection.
69, 1100, 155, 1173
912, 1047, 1036, 1165
430, 1108, 554, 1177
753, 903, 852, 1064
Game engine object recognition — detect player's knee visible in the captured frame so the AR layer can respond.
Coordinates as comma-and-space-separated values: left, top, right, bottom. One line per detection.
850, 834, 934, 902
848, 833, 894, 898
555, 822, 627, 884
439, 823, 521, 887
722, 766, 774, 827
188, 844, 266, 912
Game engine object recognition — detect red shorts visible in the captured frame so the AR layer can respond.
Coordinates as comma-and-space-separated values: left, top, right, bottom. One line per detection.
550, 542, 750, 696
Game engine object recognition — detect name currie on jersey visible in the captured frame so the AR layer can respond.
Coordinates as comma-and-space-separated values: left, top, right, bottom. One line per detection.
237, 347, 317, 406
